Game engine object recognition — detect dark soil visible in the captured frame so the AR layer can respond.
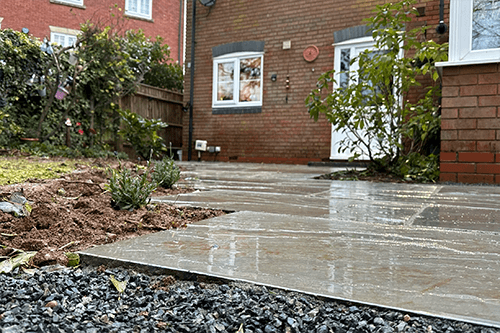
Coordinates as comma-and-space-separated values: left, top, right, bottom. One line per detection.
0, 159, 224, 268
315, 169, 419, 183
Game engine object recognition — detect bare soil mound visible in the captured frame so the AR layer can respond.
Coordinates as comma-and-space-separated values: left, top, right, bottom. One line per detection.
0, 159, 224, 267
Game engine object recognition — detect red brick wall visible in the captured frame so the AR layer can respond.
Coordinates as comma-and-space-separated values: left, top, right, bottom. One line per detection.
183, 0, 446, 164
440, 64, 500, 184
0, 0, 183, 64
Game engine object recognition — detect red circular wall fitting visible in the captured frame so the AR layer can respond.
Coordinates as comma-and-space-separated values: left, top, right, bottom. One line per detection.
303, 45, 319, 62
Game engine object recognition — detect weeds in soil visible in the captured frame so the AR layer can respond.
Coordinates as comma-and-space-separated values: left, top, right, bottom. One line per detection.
151, 157, 181, 189
0, 158, 77, 185
105, 161, 157, 210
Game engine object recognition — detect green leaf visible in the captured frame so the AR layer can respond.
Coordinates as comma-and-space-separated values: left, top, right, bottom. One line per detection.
110, 275, 127, 293
0, 251, 37, 274
432, 71, 439, 81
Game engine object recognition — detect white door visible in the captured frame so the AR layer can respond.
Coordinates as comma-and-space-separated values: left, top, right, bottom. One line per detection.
330, 37, 378, 160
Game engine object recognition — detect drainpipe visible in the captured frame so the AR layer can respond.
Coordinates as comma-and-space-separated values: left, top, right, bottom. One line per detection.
188, 0, 196, 161
436, 0, 448, 34
178, 0, 183, 64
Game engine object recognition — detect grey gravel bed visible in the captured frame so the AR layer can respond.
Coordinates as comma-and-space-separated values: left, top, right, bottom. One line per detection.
0, 265, 498, 333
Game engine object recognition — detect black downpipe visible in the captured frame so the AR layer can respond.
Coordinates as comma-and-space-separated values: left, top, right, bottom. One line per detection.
188, 0, 196, 161
436, 0, 447, 34
178, 0, 183, 64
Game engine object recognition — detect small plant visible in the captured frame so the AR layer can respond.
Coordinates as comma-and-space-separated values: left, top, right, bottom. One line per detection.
105, 162, 157, 210
118, 108, 168, 160
395, 152, 439, 183
151, 157, 181, 189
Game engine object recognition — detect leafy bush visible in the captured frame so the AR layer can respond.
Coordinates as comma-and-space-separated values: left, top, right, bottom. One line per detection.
306, 0, 448, 182
117, 108, 167, 160
18, 142, 128, 159
143, 62, 184, 92
0, 29, 48, 143
395, 153, 440, 183
0, 16, 183, 152
105, 162, 157, 210
151, 157, 180, 189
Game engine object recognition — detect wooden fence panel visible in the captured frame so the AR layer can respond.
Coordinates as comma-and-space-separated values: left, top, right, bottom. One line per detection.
119, 84, 184, 154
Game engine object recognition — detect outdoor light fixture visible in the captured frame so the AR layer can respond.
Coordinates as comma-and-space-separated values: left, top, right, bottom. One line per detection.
271, 74, 277, 82
199, 0, 215, 6
436, 0, 448, 34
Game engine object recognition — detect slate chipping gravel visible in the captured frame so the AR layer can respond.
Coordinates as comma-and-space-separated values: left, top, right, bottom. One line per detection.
0, 266, 498, 333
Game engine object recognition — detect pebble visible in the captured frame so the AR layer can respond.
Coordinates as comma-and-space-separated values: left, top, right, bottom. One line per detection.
0, 266, 498, 333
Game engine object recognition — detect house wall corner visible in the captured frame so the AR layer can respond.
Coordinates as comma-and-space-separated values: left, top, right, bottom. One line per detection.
440, 63, 500, 184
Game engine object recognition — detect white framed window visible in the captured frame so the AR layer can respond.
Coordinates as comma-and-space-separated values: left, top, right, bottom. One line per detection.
50, 26, 80, 48
126, 0, 153, 20
51, 32, 77, 48
449, 0, 500, 64
212, 52, 263, 108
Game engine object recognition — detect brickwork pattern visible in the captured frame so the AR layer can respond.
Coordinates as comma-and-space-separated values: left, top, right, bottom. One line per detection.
0, 0, 182, 63
184, 0, 447, 164
440, 64, 500, 183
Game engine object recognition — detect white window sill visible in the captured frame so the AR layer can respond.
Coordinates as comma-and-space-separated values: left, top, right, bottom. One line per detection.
49, 0, 85, 9
436, 58, 500, 68
125, 13, 153, 22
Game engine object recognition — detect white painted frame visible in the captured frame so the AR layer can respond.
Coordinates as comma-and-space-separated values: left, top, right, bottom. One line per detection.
449, 0, 500, 64
49, 27, 80, 48
126, 0, 153, 20
51, 32, 77, 47
212, 52, 264, 108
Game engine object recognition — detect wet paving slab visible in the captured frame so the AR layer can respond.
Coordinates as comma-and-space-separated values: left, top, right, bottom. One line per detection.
80, 162, 500, 327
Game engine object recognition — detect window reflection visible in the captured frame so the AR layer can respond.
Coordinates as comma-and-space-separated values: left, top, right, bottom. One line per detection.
239, 57, 261, 102
472, 0, 500, 50
217, 62, 234, 101
339, 49, 350, 89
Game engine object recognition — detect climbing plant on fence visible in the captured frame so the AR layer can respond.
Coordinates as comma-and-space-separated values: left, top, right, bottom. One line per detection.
0, 18, 182, 154
0, 29, 48, 146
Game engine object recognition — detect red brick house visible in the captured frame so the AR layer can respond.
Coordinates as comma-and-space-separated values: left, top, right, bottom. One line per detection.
182, 0, 449, 166
0, 0, 184, 64
436, 0, 500, 183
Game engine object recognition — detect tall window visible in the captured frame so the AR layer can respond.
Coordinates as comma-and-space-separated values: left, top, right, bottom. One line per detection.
449, 0, 500, 63
126, 0, 152, 20
212, 53, 263, 108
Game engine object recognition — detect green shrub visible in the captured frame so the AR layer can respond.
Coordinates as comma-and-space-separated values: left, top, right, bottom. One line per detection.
117, 108, 167, 160
105, 162, 157, 210
306, 0, 447, 180
18, 142, 128, 159
151, 157, 180, 189
395, 153, 439, 183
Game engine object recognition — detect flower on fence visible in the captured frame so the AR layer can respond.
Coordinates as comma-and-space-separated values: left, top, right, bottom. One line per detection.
76, 122, 81, 126
78, 129, 84, 135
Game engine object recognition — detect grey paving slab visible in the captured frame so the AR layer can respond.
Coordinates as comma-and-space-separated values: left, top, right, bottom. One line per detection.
80, 162, 500, 327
